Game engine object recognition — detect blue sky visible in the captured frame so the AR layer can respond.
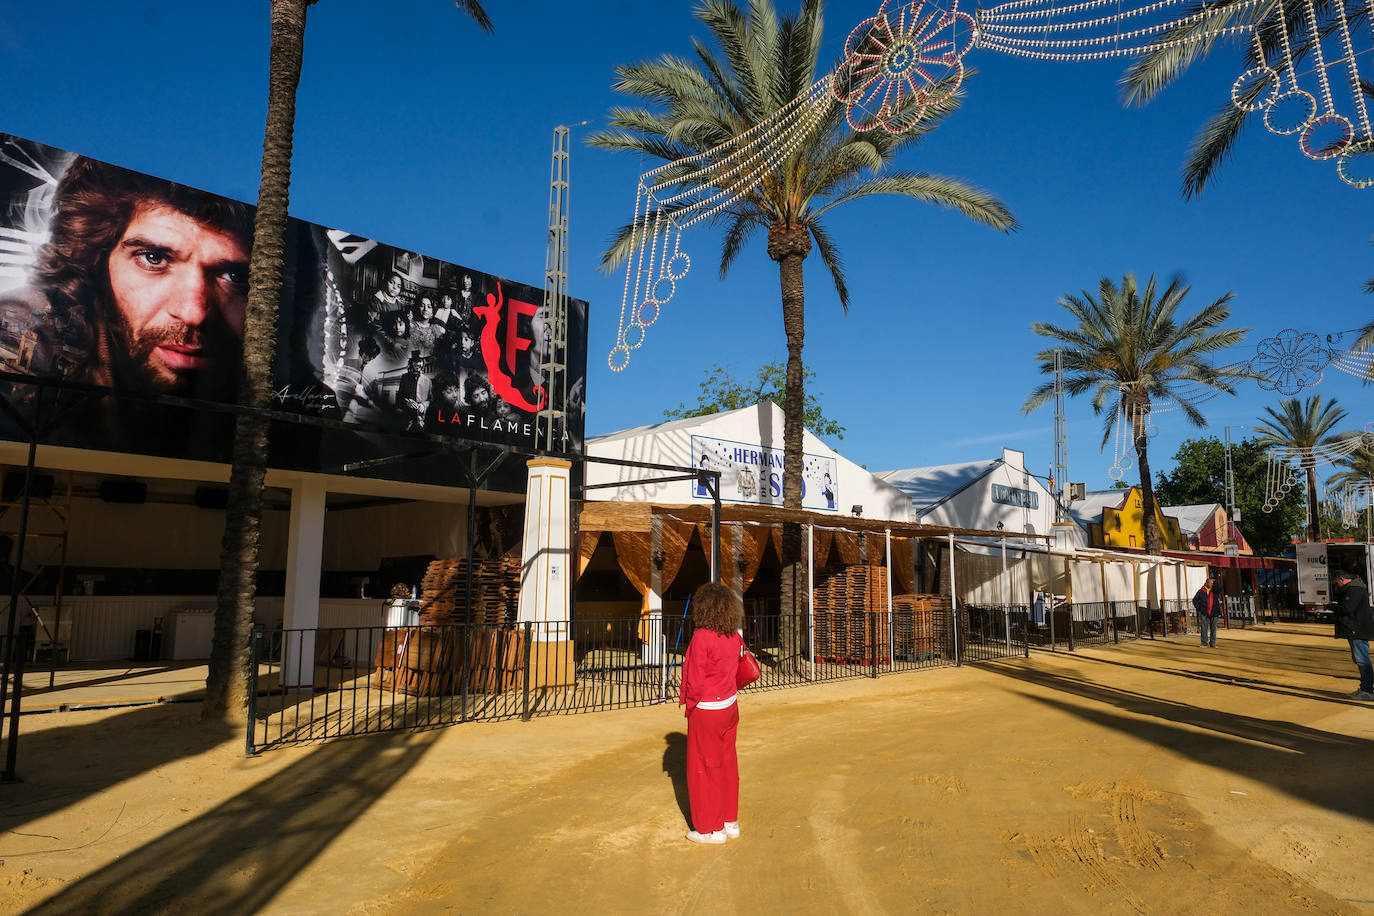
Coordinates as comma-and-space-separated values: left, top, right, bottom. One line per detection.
0, 0, 1368, 501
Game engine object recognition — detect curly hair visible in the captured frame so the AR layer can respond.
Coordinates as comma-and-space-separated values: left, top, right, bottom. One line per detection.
691, 581, 743, 636
32, 156, 253, 371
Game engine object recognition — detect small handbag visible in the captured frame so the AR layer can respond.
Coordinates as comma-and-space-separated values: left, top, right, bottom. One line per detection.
736, 643, 762, 689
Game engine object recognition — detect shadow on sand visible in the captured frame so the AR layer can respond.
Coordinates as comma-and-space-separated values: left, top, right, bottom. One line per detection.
1057, 639, 1363, 704
662, 731, 690, 826
2, 703, 235, 834
981, 658, 1374, 824
22, 729, 439, 915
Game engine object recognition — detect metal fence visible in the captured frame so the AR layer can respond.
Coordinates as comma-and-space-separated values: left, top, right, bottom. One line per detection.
1028, 599, 1188, 652
246, 600, 1037, 753
959, 605, 1030, 663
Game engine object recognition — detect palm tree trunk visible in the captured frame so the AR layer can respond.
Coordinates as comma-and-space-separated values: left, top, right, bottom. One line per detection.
1131, 399, 1162, 555
203, 0, 310, 723
1304, 462, 1320, 542
768, 224, 811, 667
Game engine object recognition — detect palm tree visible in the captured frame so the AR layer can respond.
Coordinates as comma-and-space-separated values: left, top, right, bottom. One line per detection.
1024, 273, 1248, 555
1328, 441, 1374, 540
589, 0, 1015, 627
203, 0, 493, 723
1253, 395, 1349, 542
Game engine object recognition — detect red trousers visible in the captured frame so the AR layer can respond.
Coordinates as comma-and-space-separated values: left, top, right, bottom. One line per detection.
686, 703, 739, 833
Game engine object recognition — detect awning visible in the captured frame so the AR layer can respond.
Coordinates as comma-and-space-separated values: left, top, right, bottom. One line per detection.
1162, 550, 1294, 570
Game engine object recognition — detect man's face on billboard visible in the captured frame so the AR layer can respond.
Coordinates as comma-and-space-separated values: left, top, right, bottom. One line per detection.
106, 202, 249, 393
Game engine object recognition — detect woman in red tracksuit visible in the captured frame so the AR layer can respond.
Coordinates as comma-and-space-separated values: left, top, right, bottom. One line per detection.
679, 581, 744, 845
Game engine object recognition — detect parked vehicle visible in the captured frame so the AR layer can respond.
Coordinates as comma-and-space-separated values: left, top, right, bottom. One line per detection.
1296, 541, 1372, 621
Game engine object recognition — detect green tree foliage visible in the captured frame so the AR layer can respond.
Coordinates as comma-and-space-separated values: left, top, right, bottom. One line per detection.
663, 362, 845, 442
1154, 436, 1305, 557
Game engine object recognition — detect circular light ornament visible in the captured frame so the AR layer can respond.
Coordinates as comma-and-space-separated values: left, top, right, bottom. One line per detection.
1230, 67, 1279, 112
1263, 89, 1316, 136
1299, 113, 1353, 160
651, 276, 675, 306
1337, 139, 1374, 188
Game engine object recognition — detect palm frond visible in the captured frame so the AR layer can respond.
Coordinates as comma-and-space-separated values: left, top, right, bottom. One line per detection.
809, 218, 849, 311
450, 0, 494, 34
719, 208, 765, 277
812, 173, 1017, 230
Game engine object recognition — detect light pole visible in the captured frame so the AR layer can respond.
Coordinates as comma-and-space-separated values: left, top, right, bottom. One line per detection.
1224, 426, 1247, 555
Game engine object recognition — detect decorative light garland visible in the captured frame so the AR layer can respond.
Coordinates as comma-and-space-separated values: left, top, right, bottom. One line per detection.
609, 0, 1371, 369
1261, 432, 1374, 513
1245, 327, 1374, 395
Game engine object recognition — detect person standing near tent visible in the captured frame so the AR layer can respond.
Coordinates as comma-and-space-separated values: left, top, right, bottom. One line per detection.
1331, 569, 1374, 700
1194, 575, 1220, 648
679, 581, 744, 845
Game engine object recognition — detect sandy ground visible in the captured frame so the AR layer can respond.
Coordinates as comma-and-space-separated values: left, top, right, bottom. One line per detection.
2, 622, 1373, 915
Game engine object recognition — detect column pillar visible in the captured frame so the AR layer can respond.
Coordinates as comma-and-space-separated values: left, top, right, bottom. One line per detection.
283, 477, 326, 689
519, 458, 574, 688
643, 514, 663, 664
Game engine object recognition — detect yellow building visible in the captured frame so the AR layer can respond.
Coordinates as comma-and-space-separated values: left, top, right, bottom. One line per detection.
1082, 486, 1187, 552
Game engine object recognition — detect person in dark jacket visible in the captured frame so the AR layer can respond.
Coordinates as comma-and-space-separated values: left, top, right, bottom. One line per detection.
1193, 576, 1220, 648
1331, 569, 1374, 700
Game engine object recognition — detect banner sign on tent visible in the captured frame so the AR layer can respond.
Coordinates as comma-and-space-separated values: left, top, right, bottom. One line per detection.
690, 434, 837, 511
0, 132, 588, 487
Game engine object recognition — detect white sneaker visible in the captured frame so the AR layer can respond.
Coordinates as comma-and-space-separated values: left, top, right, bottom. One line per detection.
723, 821, 740, 839
686, 830, 727, 845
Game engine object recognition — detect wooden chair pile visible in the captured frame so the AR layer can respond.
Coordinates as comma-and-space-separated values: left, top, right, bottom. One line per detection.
371, 627, 458, 696
418, 556, 522, 626
812, 564, 891, 664
371, 556, 525, 696
892, 594, 945, 661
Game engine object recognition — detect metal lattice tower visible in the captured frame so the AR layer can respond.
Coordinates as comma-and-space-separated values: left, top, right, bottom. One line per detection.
536, 125, 572, 451
1053, 349, 1068, 523
1224, 426, 1237, 529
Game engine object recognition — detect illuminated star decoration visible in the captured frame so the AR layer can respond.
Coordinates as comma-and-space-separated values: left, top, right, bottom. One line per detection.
832, 1, 979, 133
1246, 328, 1334, 396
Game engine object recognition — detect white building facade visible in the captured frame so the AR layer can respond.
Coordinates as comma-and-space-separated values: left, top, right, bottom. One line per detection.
586, 402, 911, 521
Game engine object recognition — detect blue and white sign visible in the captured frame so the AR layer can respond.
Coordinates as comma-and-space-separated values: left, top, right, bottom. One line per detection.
690, 434, 838, 511
991, 484, 1038, 510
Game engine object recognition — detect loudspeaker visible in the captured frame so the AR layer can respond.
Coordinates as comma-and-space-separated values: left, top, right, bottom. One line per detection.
2, 473, 54, 502
193, 486, 229, 509
99, 479, 147, 504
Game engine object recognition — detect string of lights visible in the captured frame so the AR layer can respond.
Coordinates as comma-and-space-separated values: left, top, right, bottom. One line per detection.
610, 0, 1371, 369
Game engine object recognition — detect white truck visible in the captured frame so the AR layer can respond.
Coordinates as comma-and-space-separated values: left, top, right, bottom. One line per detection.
1296, 541, 1373, 618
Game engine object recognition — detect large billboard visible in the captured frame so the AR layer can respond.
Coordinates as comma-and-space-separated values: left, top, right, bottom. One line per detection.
0, 133, 587, 488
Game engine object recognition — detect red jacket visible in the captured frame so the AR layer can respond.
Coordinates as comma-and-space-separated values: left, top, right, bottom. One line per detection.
680, 627, 742, 715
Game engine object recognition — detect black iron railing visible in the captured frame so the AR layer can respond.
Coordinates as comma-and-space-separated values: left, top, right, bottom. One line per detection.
245, 596, 1184, 753
247, 605, 977, 752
